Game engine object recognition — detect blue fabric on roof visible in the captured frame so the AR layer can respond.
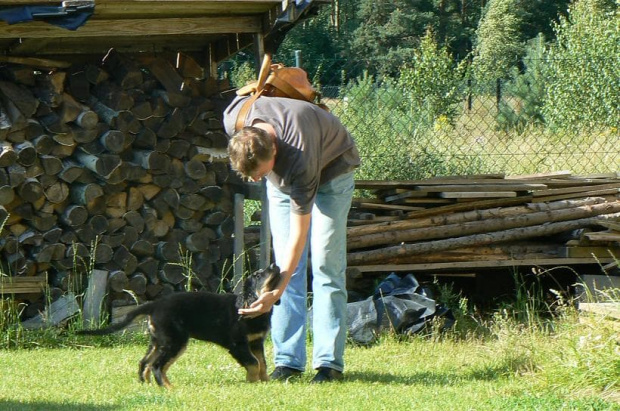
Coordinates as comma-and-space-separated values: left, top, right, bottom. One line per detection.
0, 6, 93, 31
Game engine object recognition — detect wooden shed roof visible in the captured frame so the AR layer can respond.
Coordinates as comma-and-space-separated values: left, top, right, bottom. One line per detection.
0, 0, 326, 70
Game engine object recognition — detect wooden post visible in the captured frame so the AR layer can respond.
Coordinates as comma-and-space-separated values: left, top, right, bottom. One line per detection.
82, 269, 109, 328
253, 33, 265, 73
233, 193, 245, 294
259, 180, 271, 269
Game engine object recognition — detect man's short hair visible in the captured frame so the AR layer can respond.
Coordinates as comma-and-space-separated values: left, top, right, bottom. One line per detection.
228, 126, 274, 178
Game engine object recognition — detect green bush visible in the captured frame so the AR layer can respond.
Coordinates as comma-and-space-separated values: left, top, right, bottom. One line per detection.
333, 31, 472, 181
497, 34, 548, 132
228, 61, 256, 89
542, 0, 619, 130
397, 29, 466, 127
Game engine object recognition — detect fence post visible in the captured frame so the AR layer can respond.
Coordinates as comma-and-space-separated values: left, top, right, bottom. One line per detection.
496, 78, 502, 111
295, 49, 302, 68
467, 78, 472, 111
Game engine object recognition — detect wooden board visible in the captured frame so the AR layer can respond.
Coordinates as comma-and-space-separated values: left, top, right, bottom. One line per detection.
82, 269, 109, 328
21, 293, 80, 329
416, 183, 546, 192
350, 258, 617, 273
352, 201, 423, 212
583, 232, 620, 242
532, 182, 620, 197
563, 246, 620, 258
578, 303, 620, 320
111, 305, 148, 333
504, 170, 573, 180
533, 188, 620, 203
439, 191, 517, 199
404, 196, 533, 219
0, 0, 322, 61
595, 220, 620, 232
383, 191, 429, 203
0, 276, 46, 294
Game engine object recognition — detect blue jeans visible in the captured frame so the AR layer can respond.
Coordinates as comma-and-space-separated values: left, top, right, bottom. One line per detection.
267, 171, 354, 373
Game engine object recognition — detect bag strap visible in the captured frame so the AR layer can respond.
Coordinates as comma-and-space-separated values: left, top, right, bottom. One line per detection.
266, 72, 313, 102
234, 53, 272, 133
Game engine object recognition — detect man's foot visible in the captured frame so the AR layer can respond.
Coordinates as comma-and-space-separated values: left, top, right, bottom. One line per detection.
269, 366, 302, 382
310, 367, 344, 383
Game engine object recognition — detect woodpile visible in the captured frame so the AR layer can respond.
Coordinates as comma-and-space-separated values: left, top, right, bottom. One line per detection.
0, 51, 240, 313
346, 172, 620, 278
244, 172, 620, 296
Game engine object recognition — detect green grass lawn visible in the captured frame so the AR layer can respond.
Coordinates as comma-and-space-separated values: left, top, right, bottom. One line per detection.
1, 311, 618, 411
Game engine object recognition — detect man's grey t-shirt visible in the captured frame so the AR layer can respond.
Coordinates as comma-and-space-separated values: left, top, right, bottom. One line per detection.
223, 95, 360, 214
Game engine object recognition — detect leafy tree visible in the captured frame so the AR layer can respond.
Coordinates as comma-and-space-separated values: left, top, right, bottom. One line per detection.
227, 61, 256, 89
348, 0, 483, 76
275, 9, 342, 77
472, 0, 526, 81
398, 29, 466, 126
542, 0, 619, 129
347, 0, 434, 76
521, 0, 571, 40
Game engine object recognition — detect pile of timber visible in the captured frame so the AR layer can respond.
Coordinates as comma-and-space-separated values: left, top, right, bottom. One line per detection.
346, 172, 620, 277
0, 51, 240, 312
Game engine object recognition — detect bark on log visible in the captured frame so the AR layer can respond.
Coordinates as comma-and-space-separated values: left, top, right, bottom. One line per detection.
59, 160, 84, 183
128, 273, 148, 296
348, 197, 606, 238
348, 200, 620, 250
348, 211, 620, 266
44, 181, 69, 204
18, 178, 43, 203
0, 141, 17, 167
76, 152, 121, 178
71, 183, 104, 205
15, 141, 37, 166
103, 49, 143, 90
159, 263, 186, 285
0, 53, 259, 310
60, 205, 88, 227
108, 270, 129, 293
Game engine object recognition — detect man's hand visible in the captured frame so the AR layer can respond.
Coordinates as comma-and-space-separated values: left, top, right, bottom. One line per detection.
238, 290, 281, 318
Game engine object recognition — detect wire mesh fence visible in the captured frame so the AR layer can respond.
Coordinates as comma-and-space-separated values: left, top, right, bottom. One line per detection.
287, 57, 619, 180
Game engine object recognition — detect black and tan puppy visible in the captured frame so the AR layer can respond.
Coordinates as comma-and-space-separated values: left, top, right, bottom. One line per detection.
79, 264, 281, 388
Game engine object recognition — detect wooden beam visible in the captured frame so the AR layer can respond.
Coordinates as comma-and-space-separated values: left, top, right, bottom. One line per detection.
0, 0, 60, 3
0, 275, 46, 295
0, 0, 280, 10
351, 258, 617, 273
21, 293, 80, 329
0, 16, 262, 38
0, 56, 71, 69
578, 303, 620, 320
82, 269, 109, 328
92, 1, 282, 18
211, 34, 241, 63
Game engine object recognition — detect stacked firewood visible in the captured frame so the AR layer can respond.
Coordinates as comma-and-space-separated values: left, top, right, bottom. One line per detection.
0, 50, 240, 310
346, 173, 620, 275
244, 172, 620, 290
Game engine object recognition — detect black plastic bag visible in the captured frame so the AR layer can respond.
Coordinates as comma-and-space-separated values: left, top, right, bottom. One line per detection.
347, 273, 453, 344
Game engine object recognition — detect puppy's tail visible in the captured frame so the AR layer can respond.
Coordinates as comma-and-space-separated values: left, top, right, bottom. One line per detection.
77, 303, 154, 336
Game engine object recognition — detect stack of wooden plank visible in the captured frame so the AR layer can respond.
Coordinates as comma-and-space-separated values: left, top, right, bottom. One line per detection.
347, 172, 620, 276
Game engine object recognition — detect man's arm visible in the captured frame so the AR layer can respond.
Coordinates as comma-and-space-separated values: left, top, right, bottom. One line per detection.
238, 211, 311, 317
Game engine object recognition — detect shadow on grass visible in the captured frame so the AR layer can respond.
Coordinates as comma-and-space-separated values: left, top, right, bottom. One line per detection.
345, 362, 518, 386
0, 401, 115, 411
